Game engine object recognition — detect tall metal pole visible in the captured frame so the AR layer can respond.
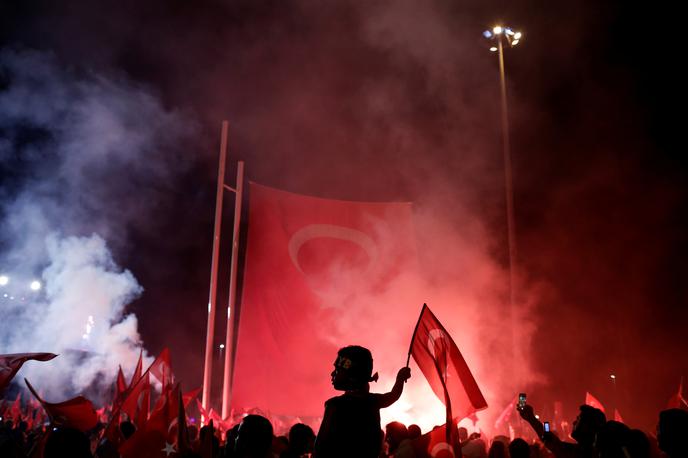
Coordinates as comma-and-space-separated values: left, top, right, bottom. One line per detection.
497, 34, 518, 323
221, 160, 245, 419
201, 121, 229, 421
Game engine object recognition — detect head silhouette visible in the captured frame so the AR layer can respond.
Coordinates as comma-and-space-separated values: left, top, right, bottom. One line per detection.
119, 420, 136, 439
385, 421, 409, 453
408, 424, 422, 439
572, 405, 606, 446
235, 414, 273, 458
44, 427, 91, 458
287, 423, 315, 455
331, 345, 375, 391
657, 408, 688, 458
508, 438, 530, 458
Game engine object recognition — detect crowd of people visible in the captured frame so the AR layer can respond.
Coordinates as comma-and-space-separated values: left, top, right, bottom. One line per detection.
1, 345, 686, 457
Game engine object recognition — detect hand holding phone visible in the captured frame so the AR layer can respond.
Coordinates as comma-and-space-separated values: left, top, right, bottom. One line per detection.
518, 393, 527, 410
543, 421, 550, 433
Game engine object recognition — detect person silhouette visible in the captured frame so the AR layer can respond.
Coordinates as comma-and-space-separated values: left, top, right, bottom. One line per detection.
313, 345, 411, 458
519, 403, 605, 458
657, 408, 688, 458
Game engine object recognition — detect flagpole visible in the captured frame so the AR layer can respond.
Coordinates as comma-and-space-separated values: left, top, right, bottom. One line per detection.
406, 304, 428, 367
202, 121, 229, 421
221, 160, 245, 419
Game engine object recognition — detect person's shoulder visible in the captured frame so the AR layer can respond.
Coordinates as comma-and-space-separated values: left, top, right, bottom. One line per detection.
324, 394, 346, 407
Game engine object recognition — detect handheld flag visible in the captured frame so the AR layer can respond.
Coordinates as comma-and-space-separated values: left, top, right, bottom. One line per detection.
0, 353, 57, 395
409, 304, 487, 452
25, 379, 98, 432
584, 392, 606, 413
666, 376, 688, 410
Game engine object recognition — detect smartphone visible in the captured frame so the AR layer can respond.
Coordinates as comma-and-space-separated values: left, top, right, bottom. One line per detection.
518, 392, 527, 409
544, 421, 550, 433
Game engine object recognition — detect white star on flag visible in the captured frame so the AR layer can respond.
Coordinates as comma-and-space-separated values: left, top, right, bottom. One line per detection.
161, 442, 176, 456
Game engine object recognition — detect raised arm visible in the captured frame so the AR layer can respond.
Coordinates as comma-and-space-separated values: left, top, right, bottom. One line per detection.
378, 367, 411, 408
518, 404, 545, 437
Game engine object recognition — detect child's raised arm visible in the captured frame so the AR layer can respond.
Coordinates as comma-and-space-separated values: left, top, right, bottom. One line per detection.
378, 367, 411, 408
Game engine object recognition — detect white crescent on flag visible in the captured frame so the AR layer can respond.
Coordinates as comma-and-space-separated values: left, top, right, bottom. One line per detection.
288, 223, 379, 275
427, 328, 449, 359
430, 442, 455, 457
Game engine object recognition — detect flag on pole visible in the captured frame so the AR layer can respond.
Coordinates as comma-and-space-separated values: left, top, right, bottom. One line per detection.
0, 353, 57, 395
115, 365, 127, 400
614, 409, 624, 423
119, 383, 182, 458
409, 304, 487, 452
232, 182, 418, 417
121, 372, 150, 424
584, 392, 606, 413
104, 349, 173, 446
410, 304, 488, 419
182, 387, 201, 408
149, 348, 173, 392
129, 350, 144, 389
412, 424, 459, 458
494, 395, 518, 430
666, 377, 688, 410
10, 392, 22, 420
25, 379, 98, 432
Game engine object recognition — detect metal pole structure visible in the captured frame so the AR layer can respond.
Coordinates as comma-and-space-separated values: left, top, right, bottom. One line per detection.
497, 34, 518, 326
221, 160, 245, 419
201, 121, 229, 421
610, 374, 617, 418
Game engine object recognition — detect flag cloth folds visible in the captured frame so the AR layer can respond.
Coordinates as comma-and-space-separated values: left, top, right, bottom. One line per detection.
584, 392, 606, 413
0, 353, 57, 395
231, 182, 417, 417
614, 409, 624, 423
115, 366, 127, 399
409, 304, 488, 422
25, 379, 98, 432
666, 377, 688, 410
494, 395, 518, 430
411, 424, 458, 458
129, 350, 144, 389
119, 383, 181, 458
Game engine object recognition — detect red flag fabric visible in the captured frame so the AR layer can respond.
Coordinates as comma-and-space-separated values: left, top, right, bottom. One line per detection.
121, 372, 151, 423
25, 379, 98, 432
117, 366, 127, 393
134, 374, 151, 430
494, 395, 518, 430
666, 377, 688, 410
104, 350, 170, 446
149, 348, 173, 391
584, 392, 606, 413
614, 409, 624, 423
410, 304, 488, 423
182, 387, 201, 408
412, 424, 459, 458
0, 353, 57, 395
231, 182, 417, 417
119, 384, 181, 458
129, 349, 144, 389
10, 392, 22, 420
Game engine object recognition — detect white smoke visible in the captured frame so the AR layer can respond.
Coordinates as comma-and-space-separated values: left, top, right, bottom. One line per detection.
0, 47, 197, 401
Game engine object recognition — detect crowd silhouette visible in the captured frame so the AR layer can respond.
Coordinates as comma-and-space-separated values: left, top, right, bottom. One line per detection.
0, 345, 686, 458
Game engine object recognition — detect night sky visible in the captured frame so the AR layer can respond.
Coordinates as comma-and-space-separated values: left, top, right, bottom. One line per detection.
1, 0, 686, 432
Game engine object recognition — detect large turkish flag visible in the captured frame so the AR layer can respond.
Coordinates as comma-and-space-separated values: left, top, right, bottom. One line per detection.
231, 183, 417, 417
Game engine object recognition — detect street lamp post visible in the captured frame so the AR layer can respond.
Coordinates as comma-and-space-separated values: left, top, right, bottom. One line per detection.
484, 25, 522, 341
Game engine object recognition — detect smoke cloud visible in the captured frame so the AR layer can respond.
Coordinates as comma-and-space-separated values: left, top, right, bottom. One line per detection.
0, 47, 197, 400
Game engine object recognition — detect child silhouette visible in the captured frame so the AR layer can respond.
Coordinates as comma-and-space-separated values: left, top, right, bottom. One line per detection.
313, 345, 411, 458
